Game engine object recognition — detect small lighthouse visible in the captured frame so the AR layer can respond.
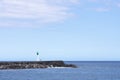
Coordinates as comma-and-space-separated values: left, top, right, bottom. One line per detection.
36, 52, 40, 61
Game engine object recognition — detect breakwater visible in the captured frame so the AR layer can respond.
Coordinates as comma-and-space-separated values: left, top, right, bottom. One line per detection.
0, 61, 77, 69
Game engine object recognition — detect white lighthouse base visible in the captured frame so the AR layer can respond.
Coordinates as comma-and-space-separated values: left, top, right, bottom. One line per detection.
36, 55, 41, 61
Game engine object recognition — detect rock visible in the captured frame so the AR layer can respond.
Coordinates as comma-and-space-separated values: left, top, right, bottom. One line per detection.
0, 61, 77, 69
65, 64, 77, 68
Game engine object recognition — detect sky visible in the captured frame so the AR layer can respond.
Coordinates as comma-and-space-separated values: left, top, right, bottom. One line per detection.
0, 0, 120, 61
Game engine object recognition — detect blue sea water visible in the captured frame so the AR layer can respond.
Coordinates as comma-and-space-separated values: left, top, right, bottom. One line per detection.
0, 61, 120, 80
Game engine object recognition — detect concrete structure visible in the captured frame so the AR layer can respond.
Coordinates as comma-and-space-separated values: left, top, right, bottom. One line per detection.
0, 61, 77, 69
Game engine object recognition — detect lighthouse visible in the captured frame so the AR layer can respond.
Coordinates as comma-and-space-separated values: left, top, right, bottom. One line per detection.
36, 52, 40, 61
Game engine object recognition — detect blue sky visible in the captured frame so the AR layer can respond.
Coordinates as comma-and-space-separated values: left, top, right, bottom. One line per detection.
0, 0, 120, 61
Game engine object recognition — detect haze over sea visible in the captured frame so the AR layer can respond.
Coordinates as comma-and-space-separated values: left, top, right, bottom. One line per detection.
0, 61, 120, 80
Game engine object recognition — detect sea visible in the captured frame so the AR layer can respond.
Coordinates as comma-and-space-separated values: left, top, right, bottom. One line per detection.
0, 61, 120, 80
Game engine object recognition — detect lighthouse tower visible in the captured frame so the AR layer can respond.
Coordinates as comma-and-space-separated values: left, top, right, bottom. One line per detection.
36, 52, 40, 61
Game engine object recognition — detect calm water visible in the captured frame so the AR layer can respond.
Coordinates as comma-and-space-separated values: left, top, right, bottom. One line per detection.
0, 61, 120, 80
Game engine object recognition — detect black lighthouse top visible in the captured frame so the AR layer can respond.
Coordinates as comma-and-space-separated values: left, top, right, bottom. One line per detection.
36, 52, 39, 55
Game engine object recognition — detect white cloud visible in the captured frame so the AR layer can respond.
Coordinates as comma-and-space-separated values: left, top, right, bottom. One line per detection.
0, 0, 78, 24
69, 0, 80, 4
88, 0, 98, 2
0, 21, 36, 28
47, 0, 79, 5
0, 0, 120, 27
88, 0, 120, 12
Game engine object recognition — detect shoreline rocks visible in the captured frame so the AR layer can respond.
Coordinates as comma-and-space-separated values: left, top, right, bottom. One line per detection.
0, 61, 77, 69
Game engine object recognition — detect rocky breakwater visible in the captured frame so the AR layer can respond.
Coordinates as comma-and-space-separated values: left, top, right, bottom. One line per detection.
0, 61, 77, 69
